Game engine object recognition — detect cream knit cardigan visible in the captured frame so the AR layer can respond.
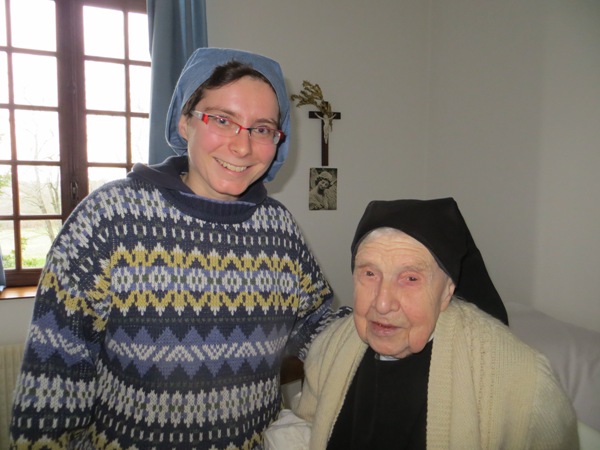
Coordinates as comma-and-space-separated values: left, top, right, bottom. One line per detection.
294, 299, 579, 449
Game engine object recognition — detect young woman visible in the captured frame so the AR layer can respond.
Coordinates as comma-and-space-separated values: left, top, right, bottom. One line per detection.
10, 48, 349, 450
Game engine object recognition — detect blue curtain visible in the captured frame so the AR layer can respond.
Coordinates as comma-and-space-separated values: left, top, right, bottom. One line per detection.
147, 0, 208, 164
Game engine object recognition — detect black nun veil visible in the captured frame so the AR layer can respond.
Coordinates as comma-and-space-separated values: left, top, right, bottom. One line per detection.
350, 198, 508, 325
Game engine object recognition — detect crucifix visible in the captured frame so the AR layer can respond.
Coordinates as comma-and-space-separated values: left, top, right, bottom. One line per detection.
308, 111, 341, 166
291, 81, 341, 166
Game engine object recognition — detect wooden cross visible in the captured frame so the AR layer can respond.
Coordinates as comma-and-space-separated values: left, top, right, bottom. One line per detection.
309, 111, 341, 166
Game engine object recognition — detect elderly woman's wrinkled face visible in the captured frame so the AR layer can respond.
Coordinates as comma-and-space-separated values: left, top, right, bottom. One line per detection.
353, 228, 455, 359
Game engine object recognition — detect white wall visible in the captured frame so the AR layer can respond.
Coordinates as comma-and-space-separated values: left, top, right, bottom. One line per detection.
426, 0, 600, 331
206, 0, 600, 331
1, 0, 598, 345
206, 0, 433, 312
532, 1, 600, 331
0, 297, 34, 344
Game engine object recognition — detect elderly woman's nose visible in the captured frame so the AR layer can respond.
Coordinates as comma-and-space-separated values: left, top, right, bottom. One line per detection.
373, 282, 399, 314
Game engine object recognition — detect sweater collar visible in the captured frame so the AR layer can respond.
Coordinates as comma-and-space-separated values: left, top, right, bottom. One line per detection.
127, 155, 268, 221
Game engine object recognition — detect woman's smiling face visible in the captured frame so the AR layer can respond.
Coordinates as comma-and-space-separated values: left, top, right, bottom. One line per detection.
178, 76, 279, 201
352, 228, 455, 359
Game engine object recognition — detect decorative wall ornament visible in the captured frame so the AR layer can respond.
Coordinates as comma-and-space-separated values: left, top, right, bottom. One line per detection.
291, 81, 340, 166
309, 167, 337, 211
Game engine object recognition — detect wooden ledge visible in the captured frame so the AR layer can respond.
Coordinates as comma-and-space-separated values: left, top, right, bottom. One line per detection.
0, 285, 37, 301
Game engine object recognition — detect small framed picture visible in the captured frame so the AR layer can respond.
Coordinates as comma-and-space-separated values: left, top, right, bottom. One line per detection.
309, 168, 337, 210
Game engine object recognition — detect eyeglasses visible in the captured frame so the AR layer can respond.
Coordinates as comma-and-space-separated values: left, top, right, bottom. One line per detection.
191, 111, 284, 145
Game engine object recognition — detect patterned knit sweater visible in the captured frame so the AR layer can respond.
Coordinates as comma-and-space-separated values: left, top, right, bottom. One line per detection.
10, 156, 346, 450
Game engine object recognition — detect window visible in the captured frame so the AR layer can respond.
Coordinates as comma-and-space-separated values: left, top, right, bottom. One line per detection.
0, 0, 150, 287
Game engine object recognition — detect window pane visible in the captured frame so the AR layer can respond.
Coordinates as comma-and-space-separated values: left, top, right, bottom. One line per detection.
17, 165, 61, 215
0, 109, 11, 160
0, 52, 7, 103
12, 54, 57, 106
86, 115, 126, 163
88, 167, 126, 193
131, 117, 149, 164
84, 6, 123, 59
14, 110, 60, 161
0, 1, 6, 47
129, 65, 150, 113
21, 219, 60, 268
0, 164, 12, 212
128, 12, 150, 62
10, 0, 56, 51
85, 61, 125, 111
0, 221, 15, 270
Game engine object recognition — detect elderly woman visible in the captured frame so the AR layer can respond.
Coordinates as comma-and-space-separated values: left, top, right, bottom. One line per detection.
266, 198, 578, 449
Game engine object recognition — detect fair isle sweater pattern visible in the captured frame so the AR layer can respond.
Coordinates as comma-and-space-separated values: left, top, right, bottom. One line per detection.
10, 176, 337, 450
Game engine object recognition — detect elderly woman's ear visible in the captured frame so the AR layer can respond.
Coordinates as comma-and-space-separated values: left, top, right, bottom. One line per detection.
440, 279, 456, 312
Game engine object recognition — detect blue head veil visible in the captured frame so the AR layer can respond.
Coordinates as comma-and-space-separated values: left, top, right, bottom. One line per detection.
165, 48, 291, 182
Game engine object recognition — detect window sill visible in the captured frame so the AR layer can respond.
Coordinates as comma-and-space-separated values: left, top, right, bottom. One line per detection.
0, 285, 37, 301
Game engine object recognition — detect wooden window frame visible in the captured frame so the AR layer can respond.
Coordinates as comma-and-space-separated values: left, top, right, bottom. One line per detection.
2, 0, 148, 287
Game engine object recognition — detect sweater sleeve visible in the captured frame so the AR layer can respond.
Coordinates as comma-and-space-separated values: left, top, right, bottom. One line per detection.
294, 316, 351, 424
435, 301, 580, 449
283, 221, 351, 361
526, 352, 580, 449
293, 316, 365, 450
10, 190, 113, 448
